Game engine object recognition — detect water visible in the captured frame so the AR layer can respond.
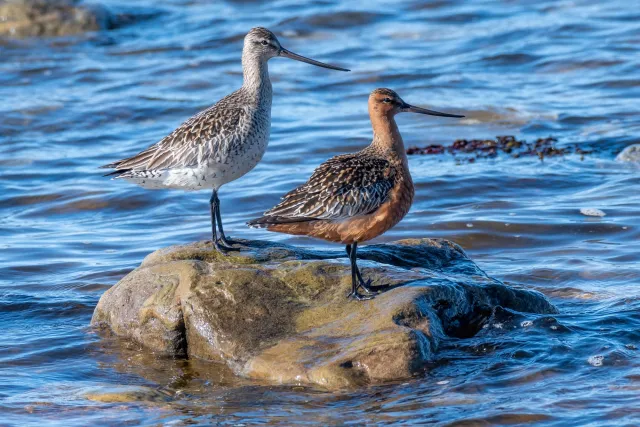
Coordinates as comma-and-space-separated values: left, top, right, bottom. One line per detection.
1, 0, 639, 425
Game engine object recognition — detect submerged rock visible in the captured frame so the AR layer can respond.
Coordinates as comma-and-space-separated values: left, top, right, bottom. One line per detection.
91, 239, 557, 389
616, 144, 640, 163
84, 386, 171, 403
0, 0, 109, 38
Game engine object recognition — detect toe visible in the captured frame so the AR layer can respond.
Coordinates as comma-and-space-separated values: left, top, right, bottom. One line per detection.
216, 239, 240, 251
347, 291, 375, 301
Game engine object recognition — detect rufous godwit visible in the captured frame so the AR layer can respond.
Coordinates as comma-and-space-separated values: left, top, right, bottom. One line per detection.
248, 88, 463, 300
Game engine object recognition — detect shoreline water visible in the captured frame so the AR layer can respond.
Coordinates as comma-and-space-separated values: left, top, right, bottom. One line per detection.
1, 0, 639, 425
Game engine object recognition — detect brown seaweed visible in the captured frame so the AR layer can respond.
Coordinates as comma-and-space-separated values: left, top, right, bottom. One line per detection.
407, 136, 594, 161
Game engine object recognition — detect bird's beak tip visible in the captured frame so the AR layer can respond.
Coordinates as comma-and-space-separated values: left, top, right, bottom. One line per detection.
404, 104, 465, 118
279, 47, 349, 72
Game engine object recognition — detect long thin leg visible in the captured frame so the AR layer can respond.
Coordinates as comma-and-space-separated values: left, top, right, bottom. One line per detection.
210, 190, 221, 251
213, 191, 238, 248
209, 190, 236, 253
346, 242, 374, 301
351, 242, 377, 294
348, 244, 357, 298
346, 244, 367, 293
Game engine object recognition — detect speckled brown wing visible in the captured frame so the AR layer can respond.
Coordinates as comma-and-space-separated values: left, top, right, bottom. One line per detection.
102, 92, 249, 172
262, 153, 397, 221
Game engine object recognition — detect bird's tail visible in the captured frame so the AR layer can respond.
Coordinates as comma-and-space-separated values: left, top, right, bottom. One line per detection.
99, 161, 120, 169
99, 160, 125, 177
102, 169, 131, 178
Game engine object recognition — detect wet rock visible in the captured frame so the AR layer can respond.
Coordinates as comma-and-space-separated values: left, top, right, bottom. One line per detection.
580, 207, 606, 217
91, 239, 557, 389
616, 144, 640, 163
84, 386, 171, 403
0, 0, 109, 38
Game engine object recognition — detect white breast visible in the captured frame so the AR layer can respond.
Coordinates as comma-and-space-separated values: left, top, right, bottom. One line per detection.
206, 106, 270, 189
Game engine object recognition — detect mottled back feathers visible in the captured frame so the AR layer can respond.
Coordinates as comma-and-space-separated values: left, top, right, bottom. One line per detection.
251, 151, 397, 225
102, 90, 253, 175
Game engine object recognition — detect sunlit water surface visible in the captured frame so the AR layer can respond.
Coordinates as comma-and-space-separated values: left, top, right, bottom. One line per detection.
1, 0, 639, 425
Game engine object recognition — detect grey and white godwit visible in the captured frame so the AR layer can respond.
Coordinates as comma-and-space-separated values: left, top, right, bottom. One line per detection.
101, 27, 349, 253
248, 88, 464, 300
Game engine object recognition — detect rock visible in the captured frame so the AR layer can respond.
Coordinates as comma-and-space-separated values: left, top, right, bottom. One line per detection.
0, 0, 110, 38
580, 207, 606, 217
91, 238, 557, 389
84, 386, 171, 403
616, 144, 640, 163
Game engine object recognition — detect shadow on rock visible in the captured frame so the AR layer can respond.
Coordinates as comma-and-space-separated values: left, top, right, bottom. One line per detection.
91, 238, 557, 389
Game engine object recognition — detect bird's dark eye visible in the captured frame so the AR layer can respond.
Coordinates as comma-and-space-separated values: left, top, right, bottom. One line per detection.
382, 98, 392, 103
261, 40, 269, 46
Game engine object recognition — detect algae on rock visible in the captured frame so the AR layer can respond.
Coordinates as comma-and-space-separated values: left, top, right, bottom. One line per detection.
91, 238, 557, 389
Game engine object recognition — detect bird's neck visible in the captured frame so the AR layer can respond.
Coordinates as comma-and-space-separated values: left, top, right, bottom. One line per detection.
369, 114, 408, 168
241, 53, 272, 103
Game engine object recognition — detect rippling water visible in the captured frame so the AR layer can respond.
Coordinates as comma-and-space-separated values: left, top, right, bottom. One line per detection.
1, 0, 639, 425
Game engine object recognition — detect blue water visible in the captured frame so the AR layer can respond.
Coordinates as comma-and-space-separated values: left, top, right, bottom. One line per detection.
1, 0, 639, 425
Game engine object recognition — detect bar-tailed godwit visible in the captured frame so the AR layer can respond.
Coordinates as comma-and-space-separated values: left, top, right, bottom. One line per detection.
101, 27, 348, 253
248, 88, 463, 300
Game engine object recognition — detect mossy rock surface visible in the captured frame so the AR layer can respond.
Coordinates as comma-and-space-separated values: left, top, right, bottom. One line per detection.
91, 238, 557, 389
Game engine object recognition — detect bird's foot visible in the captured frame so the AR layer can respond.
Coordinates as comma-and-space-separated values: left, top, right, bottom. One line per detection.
356, 278, 379, 295
346, 290, 375, 301
212, 239, 240, 254
218, 234, 240, 247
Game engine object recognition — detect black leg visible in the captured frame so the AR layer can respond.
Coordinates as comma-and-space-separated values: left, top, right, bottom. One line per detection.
209, 190, 222, 252
210, 190, 218, 243
348, 245, 357, 297
345, 244, 353, 261
213, 191, 238, 248
352, 242, 377, 294
346, 242, 374, 301
209, 190, 237, 253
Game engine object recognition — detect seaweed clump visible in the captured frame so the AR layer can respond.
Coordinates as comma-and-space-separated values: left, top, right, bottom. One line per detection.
407, 136, 594, 162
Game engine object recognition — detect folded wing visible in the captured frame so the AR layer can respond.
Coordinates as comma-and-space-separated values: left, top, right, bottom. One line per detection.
102, 96, 248, 173
255, 154, 397, 224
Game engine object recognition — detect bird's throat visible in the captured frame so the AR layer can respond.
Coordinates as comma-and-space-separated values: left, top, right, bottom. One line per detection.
370, 114, 407, 166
